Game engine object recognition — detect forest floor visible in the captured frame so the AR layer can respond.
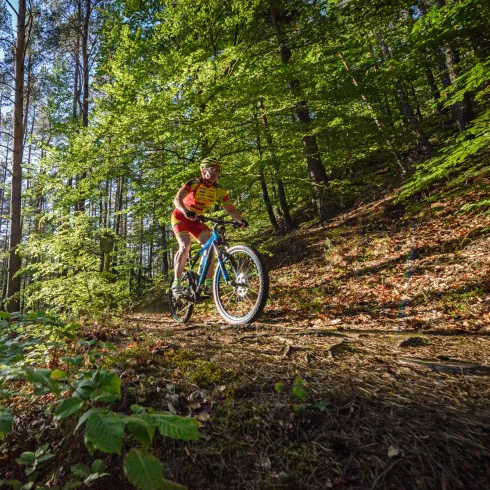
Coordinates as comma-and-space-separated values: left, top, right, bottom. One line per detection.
3, 182, 490, 489
93, 182, 490, 489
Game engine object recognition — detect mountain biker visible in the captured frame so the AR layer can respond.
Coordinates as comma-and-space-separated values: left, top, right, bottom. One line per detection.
171, 157, 248, 296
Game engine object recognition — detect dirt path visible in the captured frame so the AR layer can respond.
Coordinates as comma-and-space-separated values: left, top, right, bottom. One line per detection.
107, 307, 490, 489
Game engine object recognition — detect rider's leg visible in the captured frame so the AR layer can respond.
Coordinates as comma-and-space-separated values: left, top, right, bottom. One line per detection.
197, 231, 214, 278
174, 232, 191, 282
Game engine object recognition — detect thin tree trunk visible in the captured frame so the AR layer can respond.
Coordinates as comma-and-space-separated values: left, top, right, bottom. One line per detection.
161, 226, 169, 278
443, 41, 475, 131
271, 5, 330, 221
375, 32, 432, 157
339, 51, 405, 173
255, 116, 280, 232
7, 0, 26, 312
258, 99, 293, 230
76, 0, 91, 211
424, 65, 444, 114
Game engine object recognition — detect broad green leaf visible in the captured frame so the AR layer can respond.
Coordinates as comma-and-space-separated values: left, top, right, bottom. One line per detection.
64, 479, 83, 489
50, 370, 68, 380
131, 404, 147, 414
151, 413, 199, 441
162, 479, 187, 490
55, 398, 85, 421
61, 356, 84, 367
84, 409, 125, 454
91, 459, 106, 474
90, 372, 121, 403
25, 368, 60, 396
75, 408, 97, 431
125, 414, 156, 447
16, 452, 35, 464
124, 449, 164, 490
0, 408, 13, 439
71, 463, 90, 478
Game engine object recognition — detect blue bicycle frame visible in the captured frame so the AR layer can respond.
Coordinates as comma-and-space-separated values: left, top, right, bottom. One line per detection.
190, 226, 231, 289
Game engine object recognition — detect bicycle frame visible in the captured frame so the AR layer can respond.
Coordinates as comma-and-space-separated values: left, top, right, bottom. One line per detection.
188, 225, 231, 292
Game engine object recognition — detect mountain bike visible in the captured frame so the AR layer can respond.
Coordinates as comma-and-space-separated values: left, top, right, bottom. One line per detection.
168, 216, 269, 325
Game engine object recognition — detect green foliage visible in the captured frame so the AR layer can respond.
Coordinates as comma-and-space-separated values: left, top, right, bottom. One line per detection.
124, 449, 165, 490
20, 214, 133, 317
15, 444, 55, 480
292, 376, 307, 402
0, 314, 197, 489
67, 460, 110, 487
0, 407, 13, 439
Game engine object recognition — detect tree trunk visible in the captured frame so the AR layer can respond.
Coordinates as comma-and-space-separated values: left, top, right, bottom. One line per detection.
76, 0, 91, 211
160, 226, 169, 278
435, 0, 475, 131
375, 32, 432, 157
339, 51, 405, 173
424, 65, 444, 114
258, 100, 293, 230
7, 0, 26, 312
255, 117, 280, 231
270, 5, 330, 221
443, 41, 475, 131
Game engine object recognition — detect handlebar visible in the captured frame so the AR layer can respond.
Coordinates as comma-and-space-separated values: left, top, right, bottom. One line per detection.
198, 216, 243, 228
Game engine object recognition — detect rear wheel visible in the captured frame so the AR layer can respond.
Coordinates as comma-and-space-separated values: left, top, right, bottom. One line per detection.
214, 244, 268, 325
168, 273, 195, 323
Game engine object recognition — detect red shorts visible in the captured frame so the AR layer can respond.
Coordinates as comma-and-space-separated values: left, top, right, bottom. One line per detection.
171, 209, 210, 240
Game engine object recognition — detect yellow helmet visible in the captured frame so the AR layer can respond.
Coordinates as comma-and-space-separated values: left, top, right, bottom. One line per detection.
200, 157, 222, 172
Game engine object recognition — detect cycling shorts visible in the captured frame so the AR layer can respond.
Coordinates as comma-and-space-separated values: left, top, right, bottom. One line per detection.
171, 209, 210, 241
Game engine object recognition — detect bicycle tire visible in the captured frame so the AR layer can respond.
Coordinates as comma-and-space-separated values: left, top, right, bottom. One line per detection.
213, 244, 269, 325
168, 275, 194, 323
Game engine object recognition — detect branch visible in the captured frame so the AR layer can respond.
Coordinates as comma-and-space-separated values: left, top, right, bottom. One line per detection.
0, 80, 15, 92
0, 37, 16, 49
4, 0, 19, 19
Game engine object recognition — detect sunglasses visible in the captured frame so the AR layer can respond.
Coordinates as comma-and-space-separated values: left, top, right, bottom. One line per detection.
203, 166, 221, 174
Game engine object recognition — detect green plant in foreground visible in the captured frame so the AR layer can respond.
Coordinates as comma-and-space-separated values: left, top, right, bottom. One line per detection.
0, 313, 198, 490
275, 377, 329, 414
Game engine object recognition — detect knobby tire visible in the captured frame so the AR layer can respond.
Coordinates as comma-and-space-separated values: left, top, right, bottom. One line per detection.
213, 244, 268, 325
168, 275, 194, 323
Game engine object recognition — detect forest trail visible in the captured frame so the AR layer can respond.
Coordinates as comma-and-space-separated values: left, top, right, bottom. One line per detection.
103, 186, 490, 489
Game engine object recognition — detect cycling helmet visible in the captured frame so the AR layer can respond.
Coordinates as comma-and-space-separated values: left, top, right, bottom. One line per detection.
200, 157, 222, 171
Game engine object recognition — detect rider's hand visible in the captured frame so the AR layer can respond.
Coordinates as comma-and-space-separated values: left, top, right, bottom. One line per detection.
238, 219, 248, 229
184, 209, 197, 220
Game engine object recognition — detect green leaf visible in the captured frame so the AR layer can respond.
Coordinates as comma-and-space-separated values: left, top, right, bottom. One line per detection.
61, 356, 84, 367
91, 459, 106, 474
292, 376, 307, 401
125, 414, 156, 447
71, 463, 90, 478
24, 368, 60, 396
0, 407, 13, 439
55, 398, 85, 421
131, 404, 147, 414
84, 409, 125, 454
124, 449, 165, 490
162, 479, 187, 490
64, 479, 83, 489
90, 372, 121, 403
83, 473, 111, 485
16, 452, 35, 465
151, 413, 199, 441
50, 370, 68, 380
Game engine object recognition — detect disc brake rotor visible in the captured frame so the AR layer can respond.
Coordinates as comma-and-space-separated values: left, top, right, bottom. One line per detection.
235, 273, 249, 297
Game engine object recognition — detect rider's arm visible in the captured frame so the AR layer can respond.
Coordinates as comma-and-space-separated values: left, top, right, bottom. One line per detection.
174, 188, 189, 214
223, 201, 244, 222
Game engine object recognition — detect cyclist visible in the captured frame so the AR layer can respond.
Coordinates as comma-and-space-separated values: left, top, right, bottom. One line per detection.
171, 157, 248, 296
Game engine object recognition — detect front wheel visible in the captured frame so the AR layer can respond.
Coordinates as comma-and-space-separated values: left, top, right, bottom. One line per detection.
214, 244, 269, 325
168, 274, 195, 323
